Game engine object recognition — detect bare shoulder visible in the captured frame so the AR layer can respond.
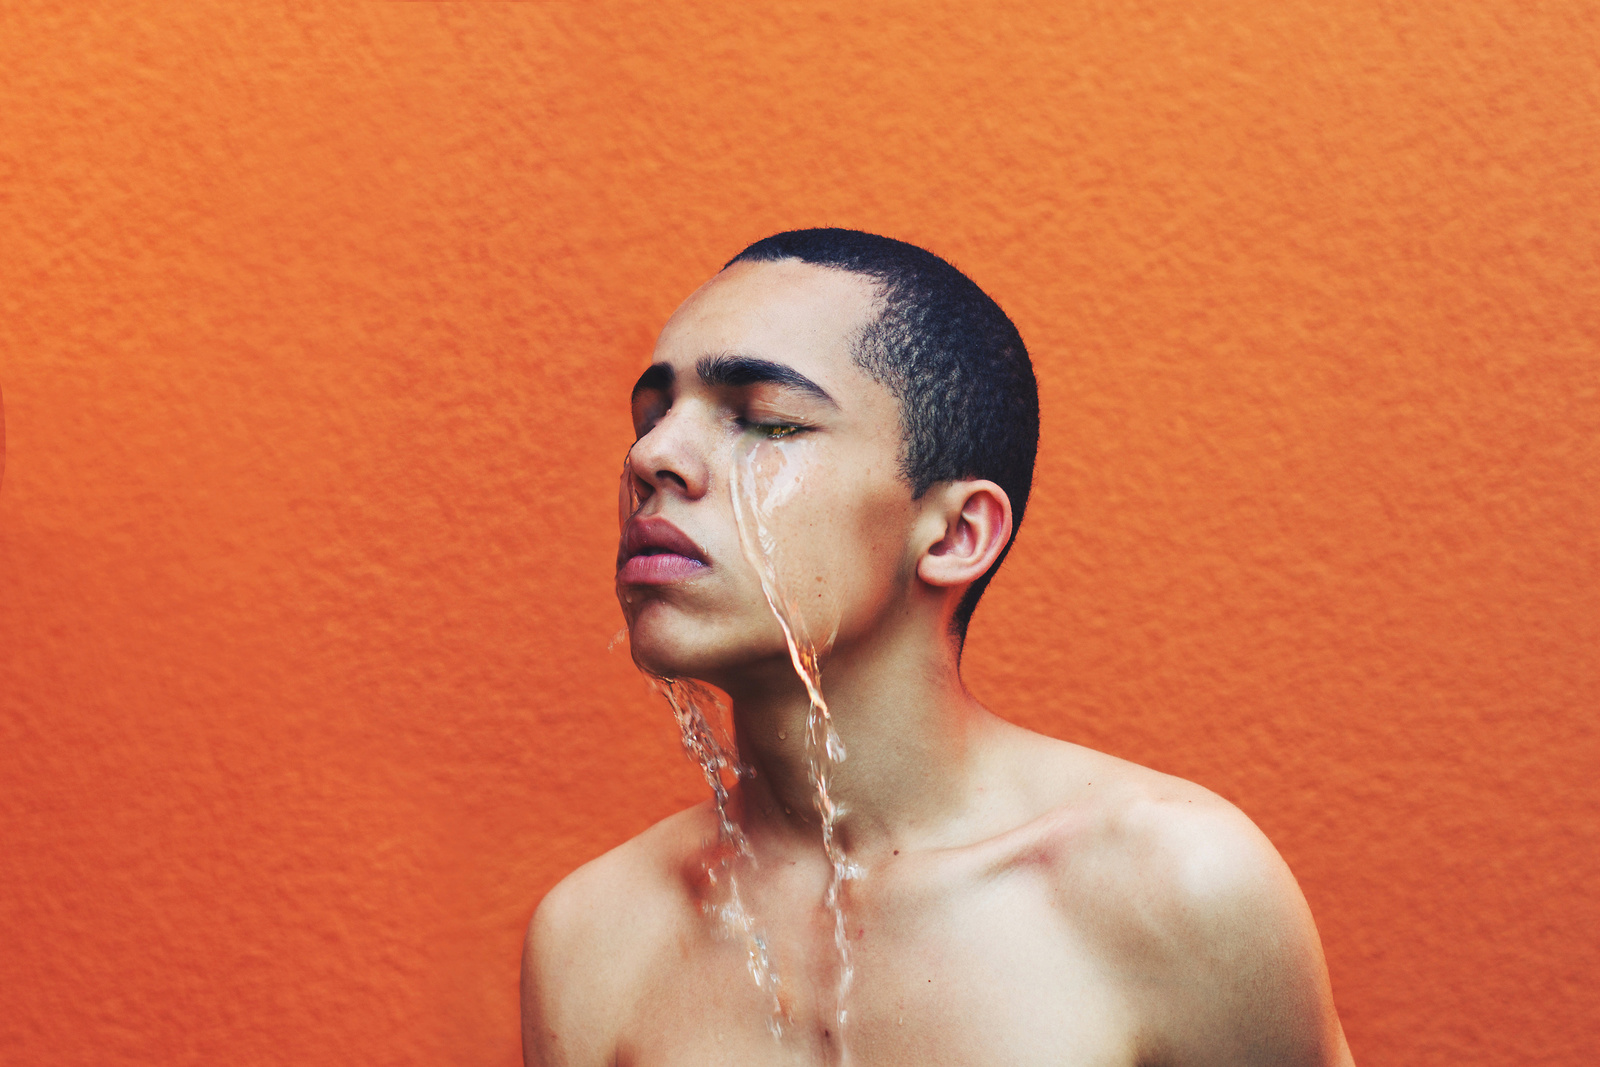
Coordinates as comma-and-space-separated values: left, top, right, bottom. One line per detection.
521, 803, 716, 1067
1009, 733, 1354, 1065
1075, 753, 1299, 928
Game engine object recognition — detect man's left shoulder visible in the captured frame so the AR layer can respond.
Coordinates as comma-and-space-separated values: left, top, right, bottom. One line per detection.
1012, 741, 1292, 915
1033, 754, 1354, 1065
1108, 770, 1301, 930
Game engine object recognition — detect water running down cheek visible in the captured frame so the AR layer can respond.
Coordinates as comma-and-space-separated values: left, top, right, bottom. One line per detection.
618, 436, 858, 1061
731, 435, 857, 1058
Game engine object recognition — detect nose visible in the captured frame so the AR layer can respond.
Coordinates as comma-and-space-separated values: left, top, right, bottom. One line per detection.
625, 405, 713, 508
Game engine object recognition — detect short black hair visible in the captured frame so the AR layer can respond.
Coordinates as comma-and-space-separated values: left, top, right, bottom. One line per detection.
726, 228, 1039, 641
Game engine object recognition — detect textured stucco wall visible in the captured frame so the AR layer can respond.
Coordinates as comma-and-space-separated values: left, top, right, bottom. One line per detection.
1, 3, 1595, 1065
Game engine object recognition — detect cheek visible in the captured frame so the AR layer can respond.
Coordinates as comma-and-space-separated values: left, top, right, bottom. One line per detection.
811, 481, 917, 593
857, 497, 919, 589
728, 438, 915, 635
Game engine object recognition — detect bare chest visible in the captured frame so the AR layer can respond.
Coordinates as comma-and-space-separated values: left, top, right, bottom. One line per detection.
616, 866, 1143, 1067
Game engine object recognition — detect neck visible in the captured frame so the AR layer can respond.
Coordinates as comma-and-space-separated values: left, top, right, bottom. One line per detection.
725, 618, 999, 859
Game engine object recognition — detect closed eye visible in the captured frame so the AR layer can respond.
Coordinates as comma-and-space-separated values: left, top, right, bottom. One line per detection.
737, 418, 807, 439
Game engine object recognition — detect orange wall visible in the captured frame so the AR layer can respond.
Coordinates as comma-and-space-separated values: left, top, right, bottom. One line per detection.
1, 3, 1595, 1064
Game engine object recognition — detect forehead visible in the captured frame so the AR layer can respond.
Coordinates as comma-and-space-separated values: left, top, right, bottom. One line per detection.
652, 259, 881, 383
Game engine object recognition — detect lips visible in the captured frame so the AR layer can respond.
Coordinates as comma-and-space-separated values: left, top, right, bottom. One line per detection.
617, 516, 710, 585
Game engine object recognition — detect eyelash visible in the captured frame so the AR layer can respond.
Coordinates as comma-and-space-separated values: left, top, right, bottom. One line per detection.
736, 418, 807, 439
632, 409, 810, 441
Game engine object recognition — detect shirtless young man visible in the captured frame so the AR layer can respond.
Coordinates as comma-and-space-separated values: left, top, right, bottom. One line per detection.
523, 229, 1354, 1067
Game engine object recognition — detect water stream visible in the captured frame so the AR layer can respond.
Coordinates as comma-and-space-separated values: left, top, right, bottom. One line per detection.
653, 675, 786, 1033
620, 435, 856, 1060
729, 433, 856, 1056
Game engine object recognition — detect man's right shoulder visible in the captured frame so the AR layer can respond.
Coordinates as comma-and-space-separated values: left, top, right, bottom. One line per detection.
521, 802, 714, 1067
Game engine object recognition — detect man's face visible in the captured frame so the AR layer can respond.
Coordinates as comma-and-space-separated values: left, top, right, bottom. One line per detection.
618, 259, 919, 690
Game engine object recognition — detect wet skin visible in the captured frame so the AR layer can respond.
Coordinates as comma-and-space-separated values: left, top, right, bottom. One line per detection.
524, 260, 1355, 1067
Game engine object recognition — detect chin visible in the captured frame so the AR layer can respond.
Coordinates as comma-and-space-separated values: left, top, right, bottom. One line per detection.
622, 598, 787, 687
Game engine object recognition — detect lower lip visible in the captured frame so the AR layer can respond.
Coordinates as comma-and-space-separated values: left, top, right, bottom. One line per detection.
618, 553, 709, 584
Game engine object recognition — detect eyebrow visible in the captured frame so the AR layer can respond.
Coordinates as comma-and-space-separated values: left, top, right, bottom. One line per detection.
696, 353, 838, 406
630, 354, 839, 407
630, 362, 674, 401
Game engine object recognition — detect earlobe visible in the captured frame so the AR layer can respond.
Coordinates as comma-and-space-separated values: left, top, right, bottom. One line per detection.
916, 481, 1013, 590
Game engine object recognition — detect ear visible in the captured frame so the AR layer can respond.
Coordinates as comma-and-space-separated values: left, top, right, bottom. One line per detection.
915, 480, 1014, 592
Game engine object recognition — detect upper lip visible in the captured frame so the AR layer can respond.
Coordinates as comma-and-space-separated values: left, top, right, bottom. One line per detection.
618, 516, 709, 570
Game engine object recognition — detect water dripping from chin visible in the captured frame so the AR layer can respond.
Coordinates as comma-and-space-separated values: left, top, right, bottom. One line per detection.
619, 444, 788, 1035
618, 433, 861, 1057
652, 675, 787, 1035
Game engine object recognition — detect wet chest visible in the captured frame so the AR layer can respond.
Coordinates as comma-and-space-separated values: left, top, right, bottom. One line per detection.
622, 862, 1141, 1067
